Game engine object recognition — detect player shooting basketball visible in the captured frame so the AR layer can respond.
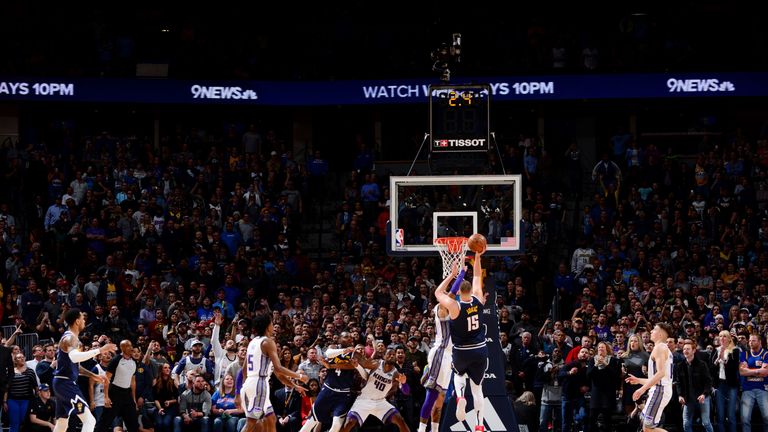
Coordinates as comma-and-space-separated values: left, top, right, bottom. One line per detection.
434, 238, 488, 432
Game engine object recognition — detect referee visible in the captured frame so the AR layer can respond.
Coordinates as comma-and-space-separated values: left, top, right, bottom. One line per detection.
95, 340, 138, 432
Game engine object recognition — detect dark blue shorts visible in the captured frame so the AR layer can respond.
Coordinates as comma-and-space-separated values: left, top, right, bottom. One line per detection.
312, 386, 352, 425
452, 344, 489, 385
53, 377, 89, 419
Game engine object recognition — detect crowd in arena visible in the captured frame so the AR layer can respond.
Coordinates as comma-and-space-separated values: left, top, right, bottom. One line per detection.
0, 121, 768, 432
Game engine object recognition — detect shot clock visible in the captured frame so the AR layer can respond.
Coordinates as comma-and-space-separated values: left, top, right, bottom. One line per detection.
429, 84, 490, 153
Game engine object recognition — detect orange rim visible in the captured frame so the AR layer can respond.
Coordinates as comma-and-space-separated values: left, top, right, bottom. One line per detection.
434, 237, 468, 254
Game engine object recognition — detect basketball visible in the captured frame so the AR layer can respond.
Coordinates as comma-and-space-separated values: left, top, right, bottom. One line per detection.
467, 233, 487, 253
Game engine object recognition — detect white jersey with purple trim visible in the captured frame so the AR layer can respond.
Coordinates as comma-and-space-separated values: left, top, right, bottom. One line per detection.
246, 336, 274, 378
648, 346, 673, 387
421, 305, 454, 391
432, 305, 453, 350
640, 346, 674, 428
358, 362, 396, 401
349, 362, 399, 424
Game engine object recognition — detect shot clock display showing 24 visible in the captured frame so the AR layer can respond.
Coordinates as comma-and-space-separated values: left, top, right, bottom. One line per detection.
429, 84, 490, 153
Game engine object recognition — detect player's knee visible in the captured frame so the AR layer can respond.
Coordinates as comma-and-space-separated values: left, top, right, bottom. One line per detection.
53, 419, 69, 432
330, 416, 345, 432
300, 418, 317, 432
80, 410, 97, 432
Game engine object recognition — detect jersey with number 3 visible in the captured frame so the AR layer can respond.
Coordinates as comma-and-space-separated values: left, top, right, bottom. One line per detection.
450, 296, 485, 347
358, 362, 396, 400
246, 336, 274, 378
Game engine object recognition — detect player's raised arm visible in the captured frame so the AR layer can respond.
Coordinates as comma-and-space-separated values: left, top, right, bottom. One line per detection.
353, 353, 381, 371
435, 264, 461, 316
62, 334, 116, 364
472, 250, 485, 304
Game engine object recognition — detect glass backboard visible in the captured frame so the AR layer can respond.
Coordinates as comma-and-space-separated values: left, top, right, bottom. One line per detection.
388, 175, 522, 256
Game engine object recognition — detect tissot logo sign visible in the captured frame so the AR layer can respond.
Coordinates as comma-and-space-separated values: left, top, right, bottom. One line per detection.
432, 138, 488, 152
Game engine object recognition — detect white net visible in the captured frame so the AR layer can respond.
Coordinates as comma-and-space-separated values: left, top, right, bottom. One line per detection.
434, 237, 468, 279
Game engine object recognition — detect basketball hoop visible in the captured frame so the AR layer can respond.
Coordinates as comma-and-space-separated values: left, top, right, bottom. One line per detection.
434, 237, 468, 278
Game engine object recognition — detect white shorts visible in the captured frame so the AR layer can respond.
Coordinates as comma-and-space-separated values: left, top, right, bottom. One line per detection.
641, 384, 672, 428
241, 376, 273, 419
348, 398, 399, 424
421, 344, 452, 391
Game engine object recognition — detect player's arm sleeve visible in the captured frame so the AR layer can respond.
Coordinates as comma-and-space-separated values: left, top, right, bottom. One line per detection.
324, 348, 347, 359
69, 348, 101, 364
449, 269, 466, 295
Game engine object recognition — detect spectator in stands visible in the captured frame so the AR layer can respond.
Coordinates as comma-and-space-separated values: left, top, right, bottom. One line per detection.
28, 383, 55, 432
300, 378, 320, 426
20, 279, 44, 327
25, 345, 43, 371
211, 313, 238, 386
586, 341, 621, 432
538, 346, 563, 432
89, 350, 112, 421
175, 374, 211, 432
711, 330, 740, 432
514, 391, 538, 432
153, 362, 179, 432
34, 343, 56, 388
676, 340, 714, 432
739, 334, 768, 432
172, 339, 214, 386
134, 345, 155, 420
274, 382, 302, 432
298, 347, 322, 382
210, 372, 241, 432
621, 334, 649, 416
591, 153, 622, 190
559, 347, 590, 432
6, 352, 38, 432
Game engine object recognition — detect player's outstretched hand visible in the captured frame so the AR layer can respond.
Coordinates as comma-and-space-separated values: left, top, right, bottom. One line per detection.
343, 346, 355, 354
298, 371, 309, 384
100, 343, 117, 354
294, 385, 308, 396
632, 389, 643, 401
449, 263, 460, 278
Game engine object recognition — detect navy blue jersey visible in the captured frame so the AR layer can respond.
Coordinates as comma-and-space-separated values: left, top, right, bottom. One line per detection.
449, 296, 486, 348
323, 352, 356, 391
54, 331, 79, 381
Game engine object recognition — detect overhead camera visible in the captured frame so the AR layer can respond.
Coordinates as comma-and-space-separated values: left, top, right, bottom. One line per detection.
431, 33, 462, 82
